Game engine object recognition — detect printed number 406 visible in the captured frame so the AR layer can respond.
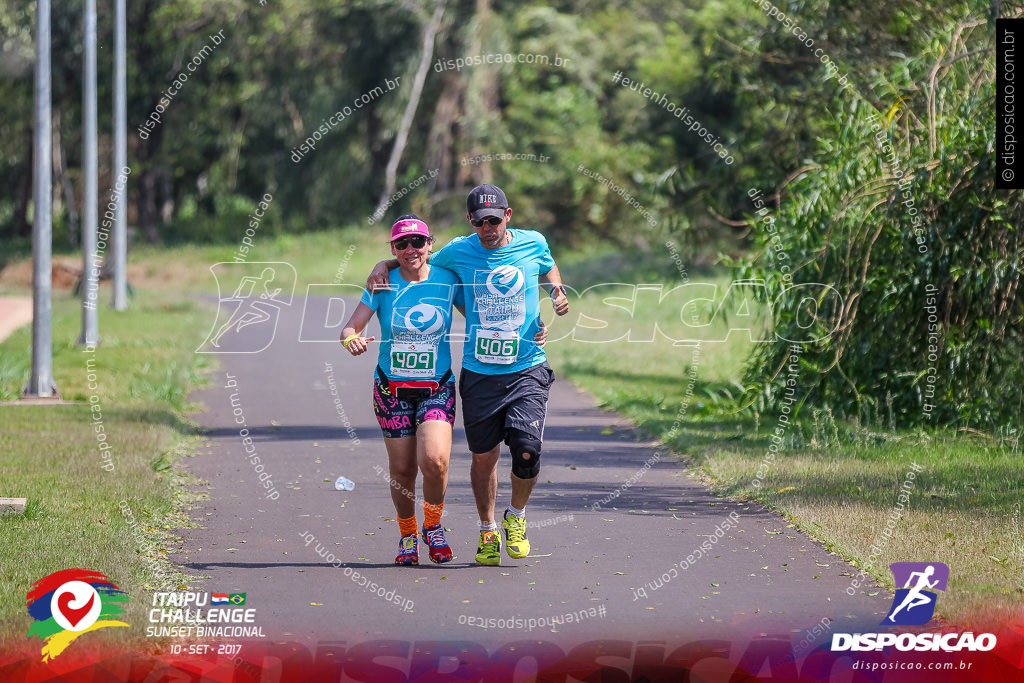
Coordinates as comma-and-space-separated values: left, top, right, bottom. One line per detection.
480, 339, 515, 355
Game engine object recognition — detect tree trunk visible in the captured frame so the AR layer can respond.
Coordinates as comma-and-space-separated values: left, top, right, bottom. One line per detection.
462, 0, 498, 187
371, 0, 448, 220
55, 110, 79, 248
15, 141, 33, 238
136, 111, 166, 244
425, 70, 463, 198
135, 180, 160, 245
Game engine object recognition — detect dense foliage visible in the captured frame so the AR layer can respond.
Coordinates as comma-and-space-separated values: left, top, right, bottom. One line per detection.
734, 11, 1023, 430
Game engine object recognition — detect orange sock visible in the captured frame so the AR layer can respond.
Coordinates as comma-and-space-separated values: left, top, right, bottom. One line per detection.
398, 515, 417, 538
423, 501, 444, 528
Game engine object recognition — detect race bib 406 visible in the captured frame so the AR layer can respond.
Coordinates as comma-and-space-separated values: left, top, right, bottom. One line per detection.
474, 329, 518, 365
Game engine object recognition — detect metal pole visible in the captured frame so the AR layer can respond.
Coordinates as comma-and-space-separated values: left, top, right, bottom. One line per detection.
79, 0, 99, 345
24, 0, 58, 398
111, 0, 128, 310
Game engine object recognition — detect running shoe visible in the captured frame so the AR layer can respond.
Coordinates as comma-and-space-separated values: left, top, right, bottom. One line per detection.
421, 524, 454, 564
502, 511, 531, 558
395, 533, 419, 565
475, 529, 501, 566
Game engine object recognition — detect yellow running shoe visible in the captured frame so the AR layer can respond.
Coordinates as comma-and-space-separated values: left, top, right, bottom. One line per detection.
475, 529, 501, 565
502, 511, 530, 558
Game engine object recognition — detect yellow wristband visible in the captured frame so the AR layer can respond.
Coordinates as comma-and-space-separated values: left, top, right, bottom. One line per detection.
342, 333, 360, 349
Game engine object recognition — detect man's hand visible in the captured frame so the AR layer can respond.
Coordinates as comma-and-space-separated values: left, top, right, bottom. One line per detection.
534, 321, 549, 348
551, 286, 569, 316
366, 261, 393, 292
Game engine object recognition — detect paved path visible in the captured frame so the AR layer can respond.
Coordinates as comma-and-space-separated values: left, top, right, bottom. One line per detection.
179, 295, 892, 655
0, 297, 32, 344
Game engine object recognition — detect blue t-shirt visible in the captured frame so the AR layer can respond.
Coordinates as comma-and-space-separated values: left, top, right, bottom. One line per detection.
359, 266, 462, 382
430, 229, 554, 375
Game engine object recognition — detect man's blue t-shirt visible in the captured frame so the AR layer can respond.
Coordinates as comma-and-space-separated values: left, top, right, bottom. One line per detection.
430, 229, 554, 375
359, 266, 462, 382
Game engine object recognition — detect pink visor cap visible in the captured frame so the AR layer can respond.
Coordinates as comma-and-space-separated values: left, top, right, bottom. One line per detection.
390, 218, 431, 241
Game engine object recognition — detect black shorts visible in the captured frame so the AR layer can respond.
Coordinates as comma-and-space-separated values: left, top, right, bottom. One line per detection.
458, 362, 555, 453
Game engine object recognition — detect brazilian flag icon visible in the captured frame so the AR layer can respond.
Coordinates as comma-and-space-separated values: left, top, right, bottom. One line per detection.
229, 593, 246, 605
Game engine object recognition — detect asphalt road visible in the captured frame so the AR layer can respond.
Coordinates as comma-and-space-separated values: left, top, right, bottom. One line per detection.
178, 293, 893, 658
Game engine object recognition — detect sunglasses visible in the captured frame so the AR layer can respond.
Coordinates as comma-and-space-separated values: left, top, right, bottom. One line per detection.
471, 215, 505, 227
392, 235, 429, 250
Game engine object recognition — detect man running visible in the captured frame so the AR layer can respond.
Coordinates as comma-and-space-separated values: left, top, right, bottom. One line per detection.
368, 184, 569, 565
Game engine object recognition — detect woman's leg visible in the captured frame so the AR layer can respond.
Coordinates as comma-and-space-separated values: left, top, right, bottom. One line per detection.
384, 436, 421, 564
383, 436, 418, 520
416, 419, 454, 562
417, 420, 452, 510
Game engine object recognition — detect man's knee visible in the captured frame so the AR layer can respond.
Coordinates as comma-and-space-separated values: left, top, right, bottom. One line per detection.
507, 428, 541, 479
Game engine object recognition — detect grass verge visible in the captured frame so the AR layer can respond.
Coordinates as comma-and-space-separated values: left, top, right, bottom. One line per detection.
0, 291, 209, 647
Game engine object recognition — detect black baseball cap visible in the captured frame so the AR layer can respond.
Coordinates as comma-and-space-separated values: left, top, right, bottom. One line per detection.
467, 184, 508, 220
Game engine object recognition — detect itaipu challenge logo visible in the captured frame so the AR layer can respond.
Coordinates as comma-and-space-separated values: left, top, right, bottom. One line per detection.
26, 569, 130, 661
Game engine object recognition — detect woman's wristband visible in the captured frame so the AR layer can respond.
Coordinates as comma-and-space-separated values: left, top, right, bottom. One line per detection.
342, 333, 360, 349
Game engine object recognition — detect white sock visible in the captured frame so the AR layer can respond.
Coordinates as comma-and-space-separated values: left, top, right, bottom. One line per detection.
505, 504, 525, 519
479, 521, 497, 532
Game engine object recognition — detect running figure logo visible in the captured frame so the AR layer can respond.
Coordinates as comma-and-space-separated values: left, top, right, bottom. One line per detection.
198, 262, 296, 353
882, 562, 949, 625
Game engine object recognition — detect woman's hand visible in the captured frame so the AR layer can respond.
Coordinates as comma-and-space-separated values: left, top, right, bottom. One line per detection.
342, 333, 376, 356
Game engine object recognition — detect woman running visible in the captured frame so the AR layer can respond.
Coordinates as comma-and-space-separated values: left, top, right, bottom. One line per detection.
341, 215, 461, 565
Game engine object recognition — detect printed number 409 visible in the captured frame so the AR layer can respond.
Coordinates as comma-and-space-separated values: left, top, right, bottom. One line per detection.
395, 352, 432, 369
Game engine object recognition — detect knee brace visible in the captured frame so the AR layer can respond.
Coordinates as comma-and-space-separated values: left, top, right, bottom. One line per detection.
506, 428, 542, 479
